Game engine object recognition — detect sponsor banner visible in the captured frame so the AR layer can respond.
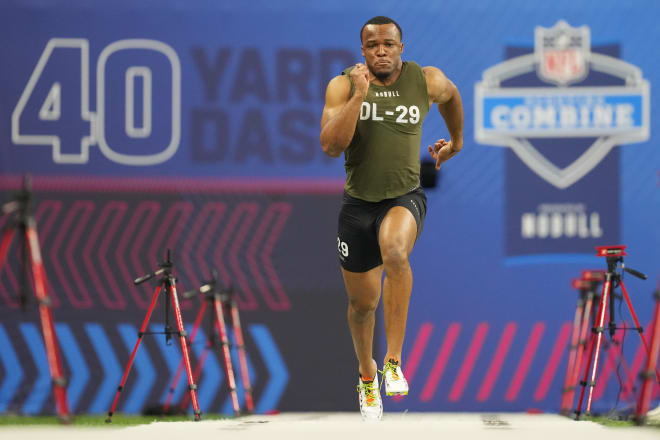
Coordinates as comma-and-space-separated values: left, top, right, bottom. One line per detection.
0, 8, 357, 177
475, 20, 650, 257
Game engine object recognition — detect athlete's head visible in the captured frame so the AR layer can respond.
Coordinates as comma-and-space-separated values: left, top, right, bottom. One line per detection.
360, 16, 404, 82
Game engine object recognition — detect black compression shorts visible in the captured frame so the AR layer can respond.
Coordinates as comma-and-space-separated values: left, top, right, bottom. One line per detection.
337, 187, 427, 272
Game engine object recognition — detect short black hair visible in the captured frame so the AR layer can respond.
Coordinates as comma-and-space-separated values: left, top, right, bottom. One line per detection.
360, 16, 402, 43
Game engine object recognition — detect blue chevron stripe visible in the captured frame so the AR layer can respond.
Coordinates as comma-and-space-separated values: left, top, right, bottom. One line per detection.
85, 323, 121, 413
221, 328, 257, 414
187, 324, 223, 414
151, 323, 187, 405
0, 324, 23, 412
118, 323, 155, 413
250, 324, 288, 414
19, 323, 50, 414
55, 323, 89, 412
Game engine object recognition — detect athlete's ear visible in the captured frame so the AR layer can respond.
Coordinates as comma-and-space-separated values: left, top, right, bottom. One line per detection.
400, 42, 404, 54
361, 45, 365, 58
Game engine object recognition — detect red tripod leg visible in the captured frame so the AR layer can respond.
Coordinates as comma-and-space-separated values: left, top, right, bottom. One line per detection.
0, 228, 15, 270
592, 340, 623, 401
620, 281, 660, 383
179, 301, 213, 412
561, 295, 585, 413
164, 299, 207, 412
575, 326, 597, 417
26, 222, 70, 422
635, 291, 660, 424
569, 291, 594, 412
575, 278, 609, 418
169, 283, 202, 420
229, 299, 254, 413
180, 342, 212, 411
213, 296, 240, 415
584, 275, 612, 415
107, 285, 161, 422
0, 229, 18, 308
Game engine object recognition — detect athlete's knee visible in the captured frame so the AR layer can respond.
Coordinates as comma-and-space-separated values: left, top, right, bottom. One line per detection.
348, 296, 379, 318
380, 242, 410, 271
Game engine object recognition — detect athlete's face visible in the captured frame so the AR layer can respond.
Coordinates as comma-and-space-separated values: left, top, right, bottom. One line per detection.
361, 23, 404, 81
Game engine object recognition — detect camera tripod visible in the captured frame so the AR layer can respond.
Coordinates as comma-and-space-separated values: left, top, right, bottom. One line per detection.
0, 176, 70, 422
106, 250, 201, 422
560, 270, 604, 414
634, 287, 660, 424
574, 245, 660, 418
163, 273, 254, 415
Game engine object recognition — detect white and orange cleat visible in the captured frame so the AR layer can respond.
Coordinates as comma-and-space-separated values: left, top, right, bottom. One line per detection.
357, 374, 383, 421
382, 359, 408, 396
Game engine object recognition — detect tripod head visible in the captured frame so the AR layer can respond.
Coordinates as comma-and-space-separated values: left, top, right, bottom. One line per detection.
0, 175, 35, 309
572, 279, 592, 291
581, 270, 606, 282
596, 245, 647, 281
183, 269, 234, 304
1, 175, 33, 227
572, 270, 605, 302
134, 249, 174, 285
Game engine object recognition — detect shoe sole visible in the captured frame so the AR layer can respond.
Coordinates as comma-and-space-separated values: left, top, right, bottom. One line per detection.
361, 415, 383, 421
386, 390, 408, 396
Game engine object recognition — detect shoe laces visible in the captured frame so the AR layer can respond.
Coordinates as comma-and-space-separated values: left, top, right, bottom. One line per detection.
381, 360, 400, 381
357, 380, 379, 407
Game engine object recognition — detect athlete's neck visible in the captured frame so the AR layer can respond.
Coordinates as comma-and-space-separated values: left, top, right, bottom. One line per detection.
370, 64, 403, 87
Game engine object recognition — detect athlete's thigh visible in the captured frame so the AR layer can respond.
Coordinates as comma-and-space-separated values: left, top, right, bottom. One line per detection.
337, 193, 383, 272
378, 206, 418, 256
377, 188, 427, 255
341, 265, 384, 306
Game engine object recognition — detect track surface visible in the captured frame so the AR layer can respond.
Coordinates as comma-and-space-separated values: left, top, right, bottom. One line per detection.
2, 413, 659, 440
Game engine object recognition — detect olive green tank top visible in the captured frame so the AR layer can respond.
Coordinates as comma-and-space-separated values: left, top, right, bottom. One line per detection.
342, 61, 430, 202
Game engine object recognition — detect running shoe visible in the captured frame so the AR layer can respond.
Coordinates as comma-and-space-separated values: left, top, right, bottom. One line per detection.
357, 375, 383, 421
382, 359, 408, 396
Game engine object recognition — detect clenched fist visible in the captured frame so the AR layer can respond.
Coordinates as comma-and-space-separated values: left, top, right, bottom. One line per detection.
351, 63, 370, 98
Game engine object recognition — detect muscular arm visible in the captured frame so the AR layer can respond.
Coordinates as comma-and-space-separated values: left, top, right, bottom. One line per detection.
320, 66, 369, 158
423, 66, 464, 169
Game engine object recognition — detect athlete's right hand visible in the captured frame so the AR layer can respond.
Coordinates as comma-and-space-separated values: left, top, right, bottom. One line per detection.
351, 63, 370, 98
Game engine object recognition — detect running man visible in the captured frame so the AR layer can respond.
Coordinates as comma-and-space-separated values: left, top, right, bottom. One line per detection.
320, 16, 464, 420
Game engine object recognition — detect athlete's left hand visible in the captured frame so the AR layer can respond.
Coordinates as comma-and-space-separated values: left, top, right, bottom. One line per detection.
427, 138, 459, 170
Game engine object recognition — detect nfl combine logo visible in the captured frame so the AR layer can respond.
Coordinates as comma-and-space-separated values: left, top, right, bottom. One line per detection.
474, 20, 650, 257
475, 20, 649, 189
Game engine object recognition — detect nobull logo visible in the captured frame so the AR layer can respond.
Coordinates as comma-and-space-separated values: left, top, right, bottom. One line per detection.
475, 20, 650, 189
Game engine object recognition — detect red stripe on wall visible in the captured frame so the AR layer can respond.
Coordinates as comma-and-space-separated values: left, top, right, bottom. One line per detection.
534, 322, 572, 401
393, 322, 434, 403
505, 322, 545, 402
420, 323, 461, 402
477, 322, 517, 402
448, 322, 489, 402
404, 322, 434, 385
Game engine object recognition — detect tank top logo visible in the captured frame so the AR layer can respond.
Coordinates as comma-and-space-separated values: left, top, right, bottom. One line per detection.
374, 91, 400, 98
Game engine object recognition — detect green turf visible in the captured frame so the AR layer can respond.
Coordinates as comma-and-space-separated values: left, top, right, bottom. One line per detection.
2, 413, 659, 429
0, 414, 230, 427
583, 415, 660, 429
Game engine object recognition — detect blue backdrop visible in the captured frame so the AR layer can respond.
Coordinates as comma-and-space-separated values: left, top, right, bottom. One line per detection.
0, 0, 659, 415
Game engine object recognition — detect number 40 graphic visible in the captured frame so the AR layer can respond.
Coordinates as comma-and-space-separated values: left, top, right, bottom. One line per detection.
11, 38, 181, 165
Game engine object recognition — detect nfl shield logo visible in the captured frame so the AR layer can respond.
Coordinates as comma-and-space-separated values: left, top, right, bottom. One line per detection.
535, 20, 590, 86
